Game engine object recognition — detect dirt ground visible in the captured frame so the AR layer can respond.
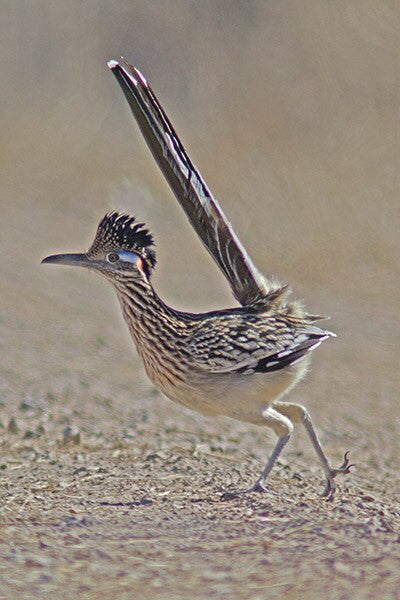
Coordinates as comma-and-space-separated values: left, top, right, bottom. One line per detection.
1, 3, 400, 599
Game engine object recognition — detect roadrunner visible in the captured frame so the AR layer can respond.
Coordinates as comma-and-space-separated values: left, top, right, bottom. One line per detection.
43, 59, 352, 500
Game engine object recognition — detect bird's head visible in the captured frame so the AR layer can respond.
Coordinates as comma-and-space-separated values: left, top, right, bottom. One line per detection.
42, 211, 156, 280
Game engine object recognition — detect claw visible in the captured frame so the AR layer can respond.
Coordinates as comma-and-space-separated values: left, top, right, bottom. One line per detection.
220, 490, 241, 501
320, 451, 354, 501
320, 478, 336, 501
338, 451, 354, 474
220, 480, 268, 501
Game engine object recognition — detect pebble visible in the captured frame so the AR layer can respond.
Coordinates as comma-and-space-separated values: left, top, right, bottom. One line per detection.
8, 417, 19, 434
62, 425, 81, 445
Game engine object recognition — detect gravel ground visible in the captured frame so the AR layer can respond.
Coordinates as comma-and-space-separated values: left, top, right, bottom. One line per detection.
1, 328, 399, 600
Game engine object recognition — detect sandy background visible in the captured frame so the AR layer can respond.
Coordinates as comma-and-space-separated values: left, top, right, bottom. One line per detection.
1, 2, 399, 598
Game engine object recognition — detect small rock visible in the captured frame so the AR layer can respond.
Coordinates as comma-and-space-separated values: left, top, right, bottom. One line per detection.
72, 466, 88, 476
8, 417, 19, 434
64, 516, 90, 527
36, 424, 46, 435
62, 425, 80, 445
138, 497, 153, 506
145, 452, 161, 461
19, 401, 35, 412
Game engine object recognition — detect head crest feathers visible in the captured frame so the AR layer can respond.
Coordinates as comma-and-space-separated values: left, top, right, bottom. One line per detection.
89, 211, 156, 268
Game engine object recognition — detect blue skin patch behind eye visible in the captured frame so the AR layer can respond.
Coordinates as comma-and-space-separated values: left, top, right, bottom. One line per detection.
118, 250, 139, 265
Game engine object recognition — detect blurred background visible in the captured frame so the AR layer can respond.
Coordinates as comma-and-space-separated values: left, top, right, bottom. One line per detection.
0, 1, 399, 462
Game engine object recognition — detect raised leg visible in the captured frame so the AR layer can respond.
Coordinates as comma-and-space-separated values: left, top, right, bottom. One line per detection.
272, 401, 353, 500
221, 408, 293, 500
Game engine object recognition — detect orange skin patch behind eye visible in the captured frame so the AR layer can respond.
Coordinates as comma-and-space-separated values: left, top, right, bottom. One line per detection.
136, 256, 144, 272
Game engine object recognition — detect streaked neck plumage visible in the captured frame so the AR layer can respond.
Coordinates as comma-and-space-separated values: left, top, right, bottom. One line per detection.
110, 273, 189, 385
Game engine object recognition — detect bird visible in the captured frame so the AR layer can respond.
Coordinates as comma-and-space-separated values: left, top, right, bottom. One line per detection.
42, 59, 352, 501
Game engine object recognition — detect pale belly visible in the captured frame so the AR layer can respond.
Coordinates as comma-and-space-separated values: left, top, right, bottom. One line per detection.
147, 358, 310, 426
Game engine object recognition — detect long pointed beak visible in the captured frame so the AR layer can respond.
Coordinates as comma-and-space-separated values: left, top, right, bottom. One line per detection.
41, 253, 91, 268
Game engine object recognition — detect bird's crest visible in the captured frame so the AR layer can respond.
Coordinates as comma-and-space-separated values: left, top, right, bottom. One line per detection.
88, 211, 156, 269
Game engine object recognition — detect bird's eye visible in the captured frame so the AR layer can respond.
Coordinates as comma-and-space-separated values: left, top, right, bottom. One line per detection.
107, 252, 120, 263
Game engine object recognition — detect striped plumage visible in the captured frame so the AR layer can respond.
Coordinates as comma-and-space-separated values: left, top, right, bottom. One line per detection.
42, 59, 352, 500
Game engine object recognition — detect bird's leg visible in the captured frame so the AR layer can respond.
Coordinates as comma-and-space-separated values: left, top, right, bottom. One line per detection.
273, 401, 353, 501
221, 408, 293, 500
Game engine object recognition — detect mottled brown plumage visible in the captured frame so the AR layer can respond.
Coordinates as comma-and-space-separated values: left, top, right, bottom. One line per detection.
42, 59, 352, 500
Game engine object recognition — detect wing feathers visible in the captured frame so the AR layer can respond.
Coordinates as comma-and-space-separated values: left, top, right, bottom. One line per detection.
208, 333, 331, 375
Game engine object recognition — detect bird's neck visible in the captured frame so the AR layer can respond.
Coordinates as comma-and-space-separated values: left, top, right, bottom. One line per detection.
113, 273, 168, 318
111, 274, 189, 385
112, 274, 183, 345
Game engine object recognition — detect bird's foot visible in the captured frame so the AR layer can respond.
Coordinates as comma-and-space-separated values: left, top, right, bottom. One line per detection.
220, 480, 268, 501
320, 451, 354, 501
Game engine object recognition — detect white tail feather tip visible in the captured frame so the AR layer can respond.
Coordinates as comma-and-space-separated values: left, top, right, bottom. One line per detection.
107, 60, 119, 69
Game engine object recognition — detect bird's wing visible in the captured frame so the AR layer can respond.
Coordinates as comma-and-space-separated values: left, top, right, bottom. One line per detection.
108, 59, 273, 307
202, 333, 331, 375
229, 334, 331, 375
189, 316, 334, 375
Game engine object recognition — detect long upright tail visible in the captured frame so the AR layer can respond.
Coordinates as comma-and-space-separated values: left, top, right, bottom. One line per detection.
108, 59, 286, 308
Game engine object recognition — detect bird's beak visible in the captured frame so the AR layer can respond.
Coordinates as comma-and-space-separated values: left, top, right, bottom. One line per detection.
41, 253, 92, 268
